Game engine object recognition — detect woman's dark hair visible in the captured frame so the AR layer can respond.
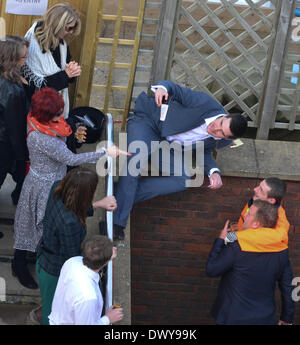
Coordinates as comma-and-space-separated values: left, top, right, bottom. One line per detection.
54, 167, 99, 227
31, 87, 64, 123
82, 235, 113, 271
0, 35, 29, 83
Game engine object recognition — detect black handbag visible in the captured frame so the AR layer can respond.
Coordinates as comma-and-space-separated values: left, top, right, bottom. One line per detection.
68, 106, 106, 144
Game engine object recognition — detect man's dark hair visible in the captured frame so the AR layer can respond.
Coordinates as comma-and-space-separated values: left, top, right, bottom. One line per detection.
265, 177, 286, 205
252, 199, 278, 228
82, 235, 113, 270
227, 113, 248, 139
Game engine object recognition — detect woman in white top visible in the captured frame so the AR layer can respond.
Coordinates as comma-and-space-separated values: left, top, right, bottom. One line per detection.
23, 2, 82, 117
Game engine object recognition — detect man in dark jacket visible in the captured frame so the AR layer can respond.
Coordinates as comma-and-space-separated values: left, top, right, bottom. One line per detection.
113, 80, 248, 240
206, 199, 294, 325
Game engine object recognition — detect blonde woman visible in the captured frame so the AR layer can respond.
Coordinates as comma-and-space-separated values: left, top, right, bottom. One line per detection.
23, 2, 82, 118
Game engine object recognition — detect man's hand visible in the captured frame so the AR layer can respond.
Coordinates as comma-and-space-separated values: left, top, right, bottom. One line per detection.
155, 87, 169, 107
93, 196, 117, 211
278, 320, 292, 325
219, 220, 231, 239
106, 306, 124, 324
208, 172, 223, 190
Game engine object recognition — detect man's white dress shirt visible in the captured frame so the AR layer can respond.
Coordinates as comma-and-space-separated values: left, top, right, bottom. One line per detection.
49, 256, 110, 325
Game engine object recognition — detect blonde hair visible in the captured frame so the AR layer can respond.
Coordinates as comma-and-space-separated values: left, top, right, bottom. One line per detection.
35, 2, 81, 52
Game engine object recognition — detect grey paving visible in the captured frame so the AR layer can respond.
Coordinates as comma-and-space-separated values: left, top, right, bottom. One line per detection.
216, 138, 300, 180
0, 175, 16, 220
0, 303, 38, 325
0, 140, 131, 325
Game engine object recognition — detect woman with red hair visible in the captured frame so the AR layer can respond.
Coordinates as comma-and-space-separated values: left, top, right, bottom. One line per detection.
12, 87, 126, 289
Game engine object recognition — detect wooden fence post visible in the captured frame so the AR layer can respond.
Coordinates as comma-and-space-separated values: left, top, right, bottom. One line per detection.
74, 0, 103, 108
122, 0, 146, 130
148, 0, 182, 92
256, 0, 296, 140
0, 17, 5, 40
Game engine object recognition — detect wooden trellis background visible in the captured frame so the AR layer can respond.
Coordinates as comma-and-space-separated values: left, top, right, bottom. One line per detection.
173, 0, 276, 125
76, 0, 147, 127
76, 0, 162, 131
150, 0, 300, 139
2, 0, 300, 139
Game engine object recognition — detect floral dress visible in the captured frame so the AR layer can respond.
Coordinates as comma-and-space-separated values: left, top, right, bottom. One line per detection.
13, 130, 105, 252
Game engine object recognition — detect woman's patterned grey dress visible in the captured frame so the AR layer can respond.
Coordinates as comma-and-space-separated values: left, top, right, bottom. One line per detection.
13, 131, 105, 252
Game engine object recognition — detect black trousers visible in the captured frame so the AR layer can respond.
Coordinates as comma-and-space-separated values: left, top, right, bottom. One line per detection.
0, 141, 26, 193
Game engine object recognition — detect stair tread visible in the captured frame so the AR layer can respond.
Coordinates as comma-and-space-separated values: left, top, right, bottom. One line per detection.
0, 261, 40, 300
0, 175, 16, 220
0, 224, 14, 257
0, 304, 38, 325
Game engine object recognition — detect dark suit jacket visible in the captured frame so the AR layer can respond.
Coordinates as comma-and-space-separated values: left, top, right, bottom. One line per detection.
134, 80, 232, 175
206, 238, 294, 325
158, 80, 228, 137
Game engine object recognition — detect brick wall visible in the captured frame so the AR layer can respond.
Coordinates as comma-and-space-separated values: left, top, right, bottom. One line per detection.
131, 176, 300, 325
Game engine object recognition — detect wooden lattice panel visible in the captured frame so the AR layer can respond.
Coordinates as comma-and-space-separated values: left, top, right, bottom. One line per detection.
88, 0, 146, 123
275, 35, 300, 130
172, 0, 278, 126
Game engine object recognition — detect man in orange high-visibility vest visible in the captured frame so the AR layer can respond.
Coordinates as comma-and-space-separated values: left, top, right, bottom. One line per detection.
206, 200, 294, 325
233, 177, 289, 252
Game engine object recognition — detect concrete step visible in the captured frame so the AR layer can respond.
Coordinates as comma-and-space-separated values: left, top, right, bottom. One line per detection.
0, 223, 41, 305
0, 303, 39, 325
0, 266, 41, 306
0, 260, 41, 305
0, 177, 41, 318
0, 227, 41, 304
0, 223, 14, 257
0, 175, 16, 220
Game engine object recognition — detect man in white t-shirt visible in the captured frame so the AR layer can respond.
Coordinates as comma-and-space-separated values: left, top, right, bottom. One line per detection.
49, 235, 123, 325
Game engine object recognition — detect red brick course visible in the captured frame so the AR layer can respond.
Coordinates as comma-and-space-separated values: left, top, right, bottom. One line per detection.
131, 176, 300, 325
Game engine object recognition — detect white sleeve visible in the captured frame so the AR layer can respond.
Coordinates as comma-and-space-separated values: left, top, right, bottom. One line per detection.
73, 299, 110, 325
208, 168, 221, 178
151, 85, 168, 94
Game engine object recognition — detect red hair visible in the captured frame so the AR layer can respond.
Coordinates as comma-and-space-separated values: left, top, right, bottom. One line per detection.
31, 87, 64, 123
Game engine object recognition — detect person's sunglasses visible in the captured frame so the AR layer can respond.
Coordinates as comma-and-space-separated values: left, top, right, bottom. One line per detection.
56, 109, 64, 117
65, 23, 77, 33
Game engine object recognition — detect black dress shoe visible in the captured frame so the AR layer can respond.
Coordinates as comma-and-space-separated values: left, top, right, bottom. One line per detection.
11, 260, 38, 290
113, 225, 125, 241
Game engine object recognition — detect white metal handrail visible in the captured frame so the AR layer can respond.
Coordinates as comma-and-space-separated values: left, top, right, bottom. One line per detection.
105, 113, 114, 309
